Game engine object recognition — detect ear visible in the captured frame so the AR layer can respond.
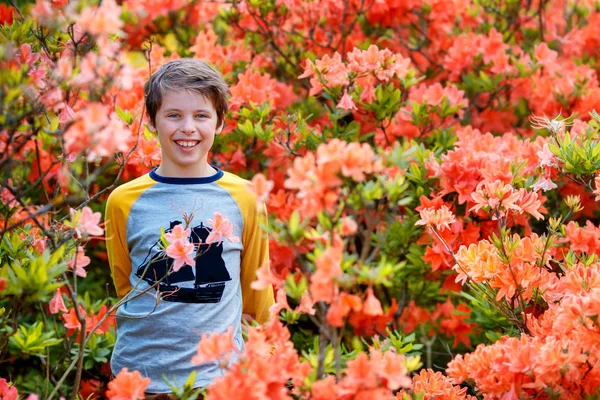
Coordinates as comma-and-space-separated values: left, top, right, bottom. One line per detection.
147, 119, 157, 133
215, 121, 224, 135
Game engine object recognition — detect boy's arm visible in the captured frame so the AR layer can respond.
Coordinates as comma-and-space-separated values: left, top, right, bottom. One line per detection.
105, 193, 132, 298
240, 202, 274, 324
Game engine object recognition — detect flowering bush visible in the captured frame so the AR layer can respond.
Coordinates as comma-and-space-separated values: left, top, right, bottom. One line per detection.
1, 0, 600, 399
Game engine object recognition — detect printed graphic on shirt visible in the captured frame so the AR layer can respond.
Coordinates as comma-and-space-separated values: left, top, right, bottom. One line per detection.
135, 220, 231, 304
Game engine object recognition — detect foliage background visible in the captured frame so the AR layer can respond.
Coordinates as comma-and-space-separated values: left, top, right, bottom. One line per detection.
1, 0, 600, 399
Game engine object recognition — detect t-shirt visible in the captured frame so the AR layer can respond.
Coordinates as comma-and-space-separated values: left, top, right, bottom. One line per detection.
105, 167, 274, 393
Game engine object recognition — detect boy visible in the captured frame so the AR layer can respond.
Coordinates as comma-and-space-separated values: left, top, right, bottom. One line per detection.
105, 58, 274, 394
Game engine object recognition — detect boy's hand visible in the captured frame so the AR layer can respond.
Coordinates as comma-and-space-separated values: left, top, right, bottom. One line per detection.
241, 313, 254, 334
242, 313, 254, 323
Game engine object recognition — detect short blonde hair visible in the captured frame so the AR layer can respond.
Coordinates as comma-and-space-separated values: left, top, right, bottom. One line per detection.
144, 58, 230, 127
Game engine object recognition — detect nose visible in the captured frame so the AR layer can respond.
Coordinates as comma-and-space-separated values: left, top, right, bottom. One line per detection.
180, 116, 196, 134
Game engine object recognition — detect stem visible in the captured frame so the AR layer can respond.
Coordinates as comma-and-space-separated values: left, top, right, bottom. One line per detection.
333, 327, 341, 382
317, 323, 328, 379
70, 318, 86, 400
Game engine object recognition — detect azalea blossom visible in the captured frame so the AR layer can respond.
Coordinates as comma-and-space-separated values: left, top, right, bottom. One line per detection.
532, 176, 558, 192
536, 143, 556, 167
470, 180, 521, 218
529, 113, 573, 135
49, 290, 68, 314
165, 238, 195, 272
247, 173, 274, 207
191, 326, 236, 366
106, 368, 150, 400
339, 216, 358, 236
415, 205, 456, 231
164, 223, 191, 243
363, 287, 383, 316
67, 246, 90, 278
76, 0, 123, 37
205, 212, 240, 245
594, 175, 600, 201
251, 261, 282, 290
69, 207, 104, 238
0, 378, 18, 400
337, 90, 357, 111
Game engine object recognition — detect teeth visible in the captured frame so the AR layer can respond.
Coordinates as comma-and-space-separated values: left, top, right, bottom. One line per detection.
176, 141, 199, 148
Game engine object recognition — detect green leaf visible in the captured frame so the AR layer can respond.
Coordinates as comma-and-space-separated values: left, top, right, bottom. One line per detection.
9, 322, 62, 357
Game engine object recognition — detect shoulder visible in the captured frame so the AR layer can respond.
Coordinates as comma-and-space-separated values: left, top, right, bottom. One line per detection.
217, 171, 253, 197
216, 171, 260, 213
106, 174, 156, 211
219, 170, 251, 186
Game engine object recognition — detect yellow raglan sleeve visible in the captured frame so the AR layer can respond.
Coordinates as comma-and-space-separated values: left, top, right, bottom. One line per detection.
105, 189, 133, 298
240, 201, 274, 324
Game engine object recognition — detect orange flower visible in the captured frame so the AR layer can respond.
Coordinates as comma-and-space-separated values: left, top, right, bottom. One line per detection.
310, 244, 343, 303
401, 369, 476, 400
251, 261, 282, 290
363, 287, 383, 316
326, 292, 362, 326
191, 326, 236, 366
247, 173, 274, 207
106, 368, 150, 400
339, 216, 358, 236
77, 0, 123, 36
432, 300, 476, 348
514, 189, 544, 220
370, 349, 411, 390
229, 69, 281, 110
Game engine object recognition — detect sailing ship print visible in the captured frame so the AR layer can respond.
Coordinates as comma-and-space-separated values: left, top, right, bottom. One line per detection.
135, 220, 231, 303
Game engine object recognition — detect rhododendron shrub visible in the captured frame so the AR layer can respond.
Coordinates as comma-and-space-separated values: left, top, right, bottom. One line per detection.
3, 0, 600, 398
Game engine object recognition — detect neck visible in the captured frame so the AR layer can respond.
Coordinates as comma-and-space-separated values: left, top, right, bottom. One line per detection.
155, 162, 215, 178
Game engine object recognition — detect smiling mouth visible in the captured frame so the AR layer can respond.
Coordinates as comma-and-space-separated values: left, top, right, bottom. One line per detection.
175, 140, 200, 148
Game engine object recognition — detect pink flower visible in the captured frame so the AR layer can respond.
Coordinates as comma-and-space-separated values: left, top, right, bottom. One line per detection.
537, 143, 556, 167
70, 207, 103, 238
165, 239, 195, 272
532, 176, 558, 192
205, 212, 240, 245
594, 175, 600, 201
58, 105, 75, 124
68, 246, 90, 278
49, 290, 68, 314
164, 223, 191, 243
0, 379, 18, 400
337, 90, 357, 111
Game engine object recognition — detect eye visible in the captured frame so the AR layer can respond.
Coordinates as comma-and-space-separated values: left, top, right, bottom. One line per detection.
167, 113, 180, 118
195, 114, 209, 119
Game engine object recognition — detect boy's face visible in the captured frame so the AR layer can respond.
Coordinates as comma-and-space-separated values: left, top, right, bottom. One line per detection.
149, 89, 223, 178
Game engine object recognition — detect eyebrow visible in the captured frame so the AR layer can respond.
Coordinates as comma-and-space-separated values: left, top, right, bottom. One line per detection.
163, 108, 213, 113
